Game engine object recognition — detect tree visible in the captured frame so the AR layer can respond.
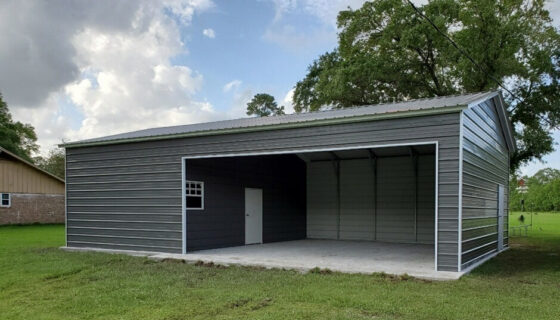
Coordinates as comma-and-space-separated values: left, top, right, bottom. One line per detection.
511, 168, 560, 212
0, 93, 39, 162
246, 93, 285, 117
35, 148, 65, 179
293, 0, 560, 171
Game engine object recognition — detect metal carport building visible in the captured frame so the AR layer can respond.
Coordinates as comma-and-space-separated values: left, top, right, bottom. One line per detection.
62, 91, 514, 275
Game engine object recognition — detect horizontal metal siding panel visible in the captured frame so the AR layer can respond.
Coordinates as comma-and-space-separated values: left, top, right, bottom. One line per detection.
463, 130, 507, 165
463, 150, 507, 179
462, 217, 496, 229
70, 130, 458, 163
461, 101, 509, 270
68, 241, 181, 253
462, 245, 497, 267
67, 235, 181, 248
66, 155, 179, 168
463, 157, 507, 185
471, 101, 505, 137
66, 172, 180, 184
463, 111, 507, 154
67, 206, 180, 213
67, 227, 181, 239
68, 198, 182, 206
66, 126, 460, 164
66, 180, 181, 191
67, 163, 182, 176
463, 136, 507, 167
66, 114, 461, 157
68, 189, 181, 198
67, 220, 181, 230
66, 113, 460, 268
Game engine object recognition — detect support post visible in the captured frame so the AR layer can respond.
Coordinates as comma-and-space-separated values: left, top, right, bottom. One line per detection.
330, 152, 341, 240
409, 147, 418, 242
368, 149, 377, 241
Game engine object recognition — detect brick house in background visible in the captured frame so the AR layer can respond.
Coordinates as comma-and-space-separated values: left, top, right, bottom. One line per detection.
0, 146, 65, 225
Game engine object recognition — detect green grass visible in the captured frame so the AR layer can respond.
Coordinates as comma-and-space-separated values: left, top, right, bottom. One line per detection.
1, 216, 559, 320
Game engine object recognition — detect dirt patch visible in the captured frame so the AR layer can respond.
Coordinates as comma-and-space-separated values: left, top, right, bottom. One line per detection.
161, 258, 185, 264
250, 298, 273, 310
227, 298, 251, 309
309, 267, 333, 275
193, 260, 228, 269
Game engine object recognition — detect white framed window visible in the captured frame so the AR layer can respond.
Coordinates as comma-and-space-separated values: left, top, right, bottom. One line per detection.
1, 193, 10, 208
185, 181, 204, 210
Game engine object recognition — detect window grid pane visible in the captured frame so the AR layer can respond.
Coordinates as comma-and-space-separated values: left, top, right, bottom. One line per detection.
185, 181, 203, 209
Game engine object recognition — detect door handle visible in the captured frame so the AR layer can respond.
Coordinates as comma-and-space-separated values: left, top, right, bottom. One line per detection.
246, 214, 250, 216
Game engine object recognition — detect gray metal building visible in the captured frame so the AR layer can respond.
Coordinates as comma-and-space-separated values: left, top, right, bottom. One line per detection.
62, 91, 514, 273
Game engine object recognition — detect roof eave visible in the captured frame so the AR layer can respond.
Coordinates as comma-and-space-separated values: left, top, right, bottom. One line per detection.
61, 106, 467, 149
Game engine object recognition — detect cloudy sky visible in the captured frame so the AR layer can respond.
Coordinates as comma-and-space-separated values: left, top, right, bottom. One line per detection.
0, 0, 558, 176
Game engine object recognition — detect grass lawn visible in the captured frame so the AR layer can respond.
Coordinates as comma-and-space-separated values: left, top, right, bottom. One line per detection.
1, 214, 559, 320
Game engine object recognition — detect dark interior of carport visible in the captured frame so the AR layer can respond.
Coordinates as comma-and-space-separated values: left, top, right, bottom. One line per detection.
184, 144, 436, 264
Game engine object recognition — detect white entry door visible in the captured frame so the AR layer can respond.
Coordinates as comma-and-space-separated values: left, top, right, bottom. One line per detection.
245, 188, 263, 244
497, 184, 505, 251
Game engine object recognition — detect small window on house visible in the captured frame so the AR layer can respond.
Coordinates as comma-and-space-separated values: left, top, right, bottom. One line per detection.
1, 193, 10, 208
185, 181, 204, 210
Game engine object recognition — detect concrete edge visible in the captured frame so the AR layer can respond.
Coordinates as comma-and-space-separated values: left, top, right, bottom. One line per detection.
60, 246, 464, 281
60, 246, 161, 257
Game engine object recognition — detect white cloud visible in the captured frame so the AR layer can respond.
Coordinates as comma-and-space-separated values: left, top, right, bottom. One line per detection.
1, 0, 217, 153
282, 88, 295, 114
223, 80, 242, 93
202, 28, 216, 38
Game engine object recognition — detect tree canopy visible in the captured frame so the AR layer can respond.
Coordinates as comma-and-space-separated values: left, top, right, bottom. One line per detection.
0, 93, 39, 162
246, 93, 285, 117
510, 168, 560, 212
35, 148, 65, 179
293, 0, 560, 171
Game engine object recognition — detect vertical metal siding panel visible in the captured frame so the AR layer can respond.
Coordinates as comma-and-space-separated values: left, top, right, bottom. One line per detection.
339, 159, 375, 240
461, 100, 510, 269
376, 156, 415, 242
307, 162, 338, 239
0, 158, 64, 194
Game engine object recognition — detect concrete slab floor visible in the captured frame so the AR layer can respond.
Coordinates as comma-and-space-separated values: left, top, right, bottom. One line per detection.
62, 240, 463, 280
152, 240, 463, 280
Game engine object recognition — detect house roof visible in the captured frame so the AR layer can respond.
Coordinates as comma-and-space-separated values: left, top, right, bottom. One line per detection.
0, 146, 65, 183
62, 91, 514, 149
